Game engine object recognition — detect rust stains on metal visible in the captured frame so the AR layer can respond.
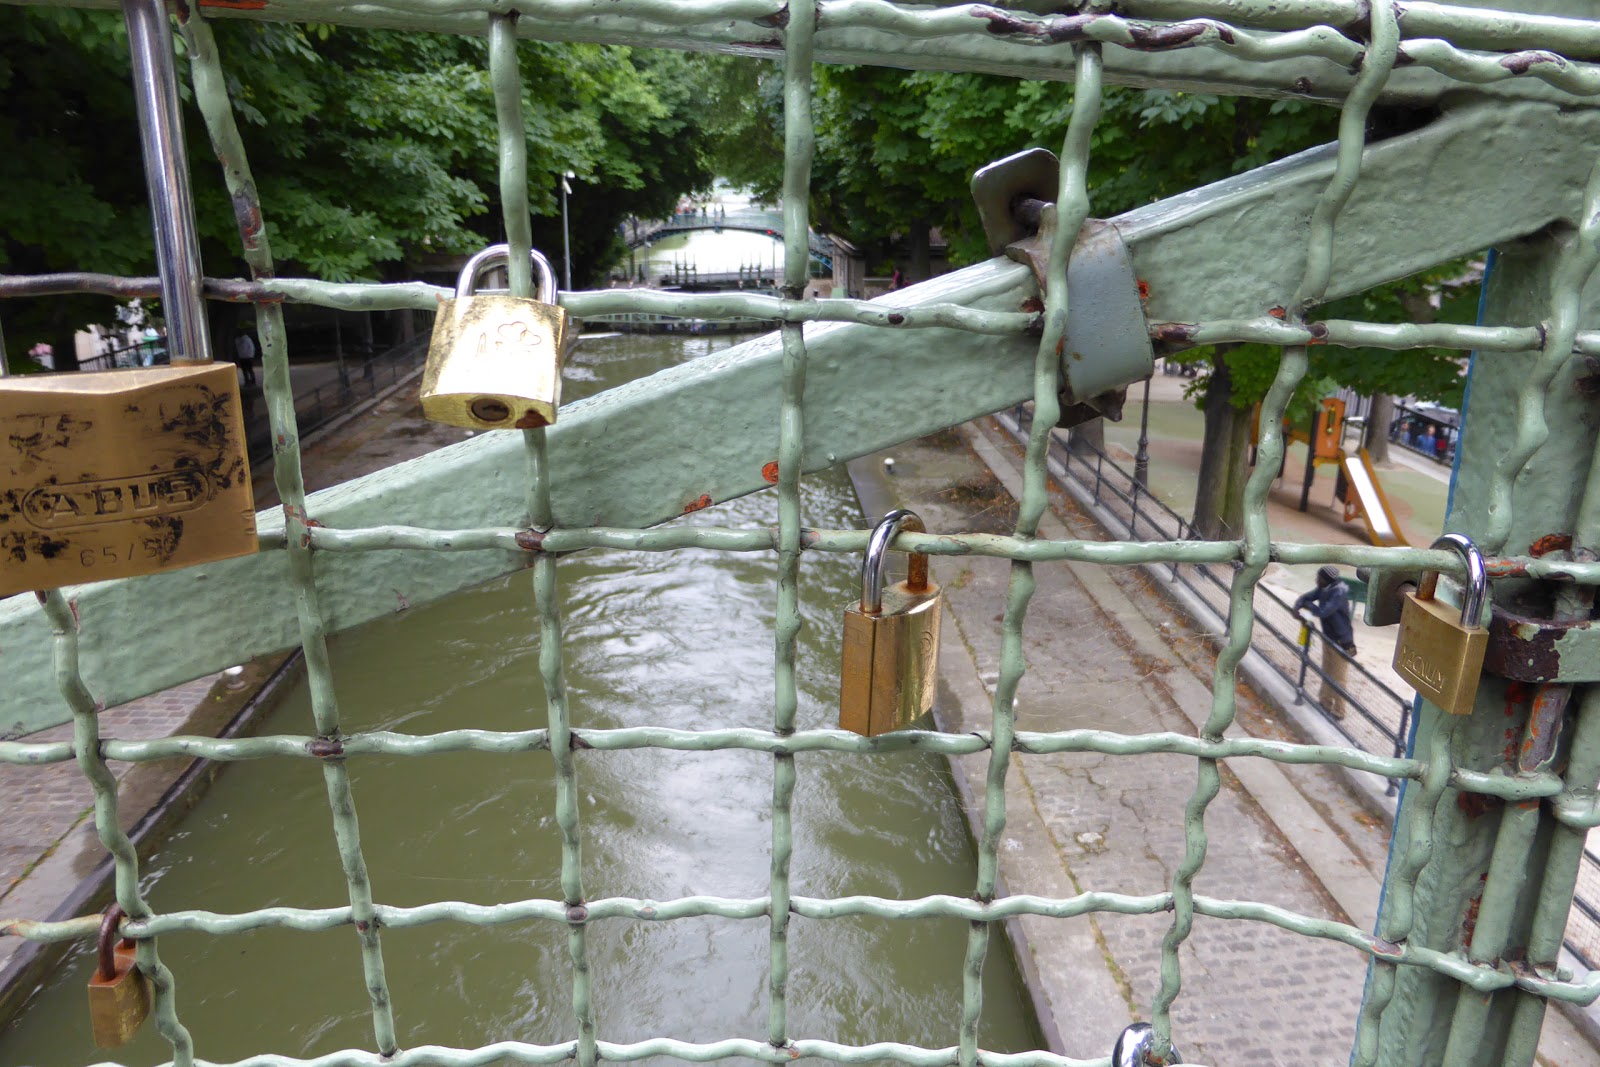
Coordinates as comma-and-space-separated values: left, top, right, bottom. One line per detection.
1268, 305, 1288, 319
1520, 683, 1572, 771
1153, 322, 1197, 345
754, 4, 788, 29
1307, 322, 1330, 342
566, 904, 589, 924
974, 8, 1088, 42
762, 462, 781, 485
308, 736, 345, 760
1126, 20, 1222, 50
514, 529, 546, 552
1460, 873, 1488, 946
1574, 356, 1600, 399
1136, 279, 1150, 302
887, 313, 906, 325
1020, 296, 1044, 314
231, 189, 265, 256
1484, 604, 1595, 683
570, 732, 592, 750
1502, 51, 1561, 76
972, 9, 1223, 50
684, 494, 714, 513
1529, 533, 1573, 557
514, 409, 550, 430
1366, 934, 1404, 960
1456, 791, 1500, 819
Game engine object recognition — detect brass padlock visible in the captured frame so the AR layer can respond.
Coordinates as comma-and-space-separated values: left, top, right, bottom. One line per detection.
87, 905, 149, 1048
1392, 532, 1489, 715
421, 243, 572, 430
839, 509, 942, 736
0, 360, 257, 597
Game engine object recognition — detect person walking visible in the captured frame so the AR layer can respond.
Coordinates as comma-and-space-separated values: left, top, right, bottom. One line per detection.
1295, 564, 1357, 718
234, 325, 258, 386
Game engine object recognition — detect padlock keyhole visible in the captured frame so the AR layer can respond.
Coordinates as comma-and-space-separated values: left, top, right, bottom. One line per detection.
470, 398, 512, 423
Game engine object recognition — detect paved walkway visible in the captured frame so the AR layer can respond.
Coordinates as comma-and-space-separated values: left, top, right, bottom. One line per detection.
1104, 374, 1448, 721
853, 418, 1597, 1066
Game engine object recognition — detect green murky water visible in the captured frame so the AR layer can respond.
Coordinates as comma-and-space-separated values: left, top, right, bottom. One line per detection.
0, 331, 1038, 1066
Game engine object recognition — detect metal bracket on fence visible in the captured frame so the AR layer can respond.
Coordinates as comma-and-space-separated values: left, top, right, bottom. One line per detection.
1485, 601, 1600, 683
971, 150, 1154, 430
1358, 565, 1422, 628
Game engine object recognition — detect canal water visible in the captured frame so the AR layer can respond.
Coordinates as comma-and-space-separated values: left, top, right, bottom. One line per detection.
0, 331, 1039, 1066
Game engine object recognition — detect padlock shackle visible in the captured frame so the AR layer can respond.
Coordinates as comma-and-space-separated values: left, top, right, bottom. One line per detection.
96, 904, 127, 983
860, 509, 930, 615
456, 243, 559, 304
1111, 1022, 1183, 1067
1419, 532, 1488, 628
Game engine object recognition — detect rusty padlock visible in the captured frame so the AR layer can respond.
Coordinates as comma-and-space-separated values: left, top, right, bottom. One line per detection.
1392, 532, 1490, 715
0, 350, 257, 597
839, 509, 942, 736
420, 243, 572, 430
87, 905, 150, 1048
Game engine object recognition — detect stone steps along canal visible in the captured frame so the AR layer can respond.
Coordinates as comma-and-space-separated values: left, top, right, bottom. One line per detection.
0, 329, 1039, 1066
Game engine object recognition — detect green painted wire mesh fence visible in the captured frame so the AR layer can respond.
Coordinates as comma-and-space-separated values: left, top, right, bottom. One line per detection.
7, 1, 1600, 1065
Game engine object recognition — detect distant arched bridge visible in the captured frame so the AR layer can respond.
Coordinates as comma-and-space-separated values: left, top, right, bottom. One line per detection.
620, 208, 837, 268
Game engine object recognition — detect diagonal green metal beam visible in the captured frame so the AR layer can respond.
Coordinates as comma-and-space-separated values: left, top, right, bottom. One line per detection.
2, 97, 1597, 737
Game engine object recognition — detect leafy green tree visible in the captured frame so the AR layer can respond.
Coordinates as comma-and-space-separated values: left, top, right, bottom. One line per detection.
797, 69, 1475, 536
0, 10, 715, 367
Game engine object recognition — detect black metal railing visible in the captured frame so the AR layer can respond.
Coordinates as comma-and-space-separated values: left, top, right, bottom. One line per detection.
1000, 406, 1415, 790
997, 405, 1600, 972
244, 335, 430, 466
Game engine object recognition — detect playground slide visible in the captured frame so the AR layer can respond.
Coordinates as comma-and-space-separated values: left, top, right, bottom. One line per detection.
1341, 448, 1409, 547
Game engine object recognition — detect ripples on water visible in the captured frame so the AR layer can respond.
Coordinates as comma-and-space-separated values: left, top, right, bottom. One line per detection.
0, 332, 1037, 1066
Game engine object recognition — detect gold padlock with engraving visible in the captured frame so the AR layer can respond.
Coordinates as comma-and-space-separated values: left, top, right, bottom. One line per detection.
840, 510, 943, 736
0, 360, 256, 597
87, 906, 150, 1048
421, 243, 572, 430
1392, 533, 1489, 715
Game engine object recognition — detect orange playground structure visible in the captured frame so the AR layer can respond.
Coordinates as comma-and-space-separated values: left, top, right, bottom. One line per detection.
1268, 397, 1410, 547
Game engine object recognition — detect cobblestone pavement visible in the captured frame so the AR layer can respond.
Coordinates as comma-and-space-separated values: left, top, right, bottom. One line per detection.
853, 422, 1598, 1067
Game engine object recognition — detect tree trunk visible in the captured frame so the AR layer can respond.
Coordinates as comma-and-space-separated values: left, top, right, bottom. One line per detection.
1220, 401, 1251, 535
1193, 346, 1248, 539
1365, 393, 1394, 463
907, 219, 931, 281
1068, 417, 1104, 457
49, 310, 79, 374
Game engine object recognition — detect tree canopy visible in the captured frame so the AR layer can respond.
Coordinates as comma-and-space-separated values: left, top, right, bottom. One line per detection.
0, 10, 717, 363
781, 65, 1477, 531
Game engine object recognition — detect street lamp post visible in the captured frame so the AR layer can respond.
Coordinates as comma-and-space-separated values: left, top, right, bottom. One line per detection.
1134, 374, 1152, 488
561, 171, 575, 292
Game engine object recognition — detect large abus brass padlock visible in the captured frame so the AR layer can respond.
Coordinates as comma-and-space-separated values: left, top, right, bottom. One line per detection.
839, 510, 942, 736
1392, 532, 1489, 715
0, 359, 256, 597
87, 905, 150, 1048
421, 243, 572, 430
